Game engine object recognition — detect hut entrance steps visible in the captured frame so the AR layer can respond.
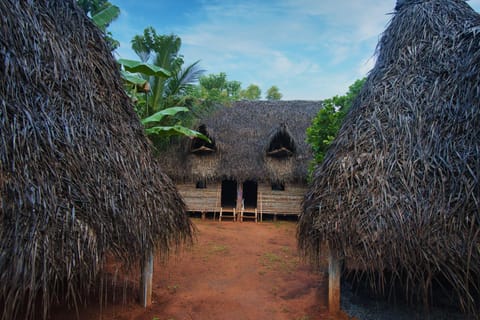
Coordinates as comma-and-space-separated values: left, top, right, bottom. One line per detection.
239, 207, 258, 222
220, 179, 238, 221
219, 207, 236, 221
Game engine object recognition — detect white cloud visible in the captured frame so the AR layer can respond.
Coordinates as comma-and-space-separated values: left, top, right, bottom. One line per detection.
111, 0, 404, 99
357, 55, 376, 78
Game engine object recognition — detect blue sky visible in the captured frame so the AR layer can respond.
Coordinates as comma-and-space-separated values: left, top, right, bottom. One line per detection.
110, 0, 480, 100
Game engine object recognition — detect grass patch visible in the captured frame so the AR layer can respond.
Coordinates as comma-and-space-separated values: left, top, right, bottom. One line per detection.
260, 251, 298, 273
208, 244, 229, 255
200, 243, 230, 262
273, 221, 291, 229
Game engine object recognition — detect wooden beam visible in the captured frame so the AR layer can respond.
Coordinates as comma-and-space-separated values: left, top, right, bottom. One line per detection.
140, 250, 154, 308
266, 146, 294, 158
190, 145, 215, 154
328, 247, 341, 314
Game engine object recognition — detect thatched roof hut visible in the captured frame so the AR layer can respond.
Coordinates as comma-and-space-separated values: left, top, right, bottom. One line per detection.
162, 100, 321, 183
0, 0, 192, 318
160, 100, 321, 220
299, 0, 480, 313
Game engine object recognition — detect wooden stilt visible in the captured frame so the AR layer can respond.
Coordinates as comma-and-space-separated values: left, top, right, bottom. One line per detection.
317, 242, 330, 313
328, 247, 341, 314
237, 182, 243, 213
140, 250, 154, 308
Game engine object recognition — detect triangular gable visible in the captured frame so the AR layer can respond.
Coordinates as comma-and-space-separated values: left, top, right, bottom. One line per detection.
266, 124, 296, 158
190, 124, 216, 155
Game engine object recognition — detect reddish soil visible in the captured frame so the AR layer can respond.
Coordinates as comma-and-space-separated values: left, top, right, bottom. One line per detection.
51, 219, 350, 320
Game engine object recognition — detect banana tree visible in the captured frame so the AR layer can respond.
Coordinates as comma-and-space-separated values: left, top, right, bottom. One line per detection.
118, 59, 208, 142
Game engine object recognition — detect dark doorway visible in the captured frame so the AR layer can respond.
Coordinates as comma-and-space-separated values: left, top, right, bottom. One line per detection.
242, 180, 258, 208
221, 179, 237, 208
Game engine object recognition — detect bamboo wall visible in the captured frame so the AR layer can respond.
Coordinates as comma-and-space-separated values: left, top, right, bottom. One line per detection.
176, 182, 307, 217
257, 183, 306, 216
177, 183, 221, 213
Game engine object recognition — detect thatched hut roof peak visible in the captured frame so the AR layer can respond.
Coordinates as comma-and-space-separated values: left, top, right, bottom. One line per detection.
160, 100, 322, 183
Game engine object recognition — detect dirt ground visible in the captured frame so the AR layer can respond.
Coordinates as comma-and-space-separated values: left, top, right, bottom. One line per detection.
51, 219, 350, 320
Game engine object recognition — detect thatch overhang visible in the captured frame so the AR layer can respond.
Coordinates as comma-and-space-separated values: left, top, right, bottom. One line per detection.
0, 0, 192, 318
161, 100, 322, 184
298, 0, 480, 312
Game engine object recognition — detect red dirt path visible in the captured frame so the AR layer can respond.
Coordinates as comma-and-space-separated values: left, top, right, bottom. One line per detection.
52, 219, 350, 320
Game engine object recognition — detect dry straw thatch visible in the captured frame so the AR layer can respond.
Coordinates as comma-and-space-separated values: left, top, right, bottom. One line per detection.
0, 0, 192, 319
160, 100, 322, 184
299, 0, 480, 313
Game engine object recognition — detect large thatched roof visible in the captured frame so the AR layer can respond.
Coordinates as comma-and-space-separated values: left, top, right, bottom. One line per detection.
299, 0, 480, 313
160, 100, 322, 184
0, 0, 192, 318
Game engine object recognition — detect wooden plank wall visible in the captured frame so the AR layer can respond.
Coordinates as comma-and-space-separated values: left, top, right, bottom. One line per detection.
258, 183, 307, 216
177, 183, 221, 213
177, 182, 307, 217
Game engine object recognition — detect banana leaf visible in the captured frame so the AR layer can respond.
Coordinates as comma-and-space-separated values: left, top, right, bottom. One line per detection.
145, 125, 210, 141
92, 5, 120, 30
120, 70, 147, 86
118, 59, 170, 78
141, 107, 189, 125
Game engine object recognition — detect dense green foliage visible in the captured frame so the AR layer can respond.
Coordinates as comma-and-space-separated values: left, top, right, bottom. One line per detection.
119, 59, 208, 143
191, 72, 242, 104
306, 78, 366, 172
190, 73, 281, 104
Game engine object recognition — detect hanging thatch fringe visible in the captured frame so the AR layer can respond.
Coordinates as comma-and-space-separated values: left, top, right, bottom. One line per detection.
0, 0, 192, 319
299, 0, 480, 314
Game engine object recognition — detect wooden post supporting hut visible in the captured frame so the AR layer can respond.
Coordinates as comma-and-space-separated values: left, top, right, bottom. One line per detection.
328, 246, 341, 314
140, 250, 154, 307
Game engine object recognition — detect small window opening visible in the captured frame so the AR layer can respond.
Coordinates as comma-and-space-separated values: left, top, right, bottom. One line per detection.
196, 180, 207, 189
191, 125, 216, 155
267, 128, 295, 158
271, 182, 285, 191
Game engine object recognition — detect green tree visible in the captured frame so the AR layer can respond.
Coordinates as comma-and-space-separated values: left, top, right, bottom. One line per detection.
306, 78, 366, 172
266, 85, 282, 100
240, 84, 262, 100
77, 0, 120, 50
194, 72, 242, 104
